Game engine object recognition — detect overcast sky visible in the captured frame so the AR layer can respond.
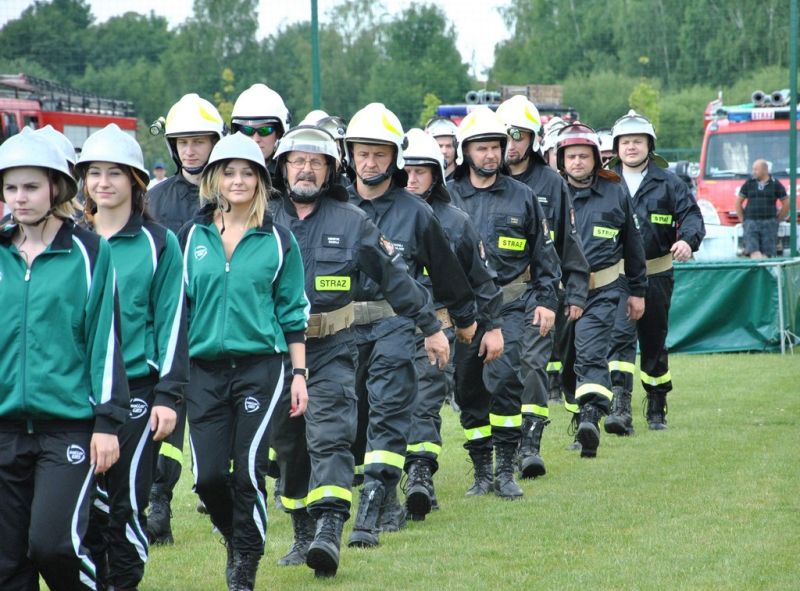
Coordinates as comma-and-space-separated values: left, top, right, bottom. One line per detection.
0, 0, 511, 77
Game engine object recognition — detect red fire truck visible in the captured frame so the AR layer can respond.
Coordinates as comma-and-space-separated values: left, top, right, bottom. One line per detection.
0, 73, 137, 148
696, 90, 799, 227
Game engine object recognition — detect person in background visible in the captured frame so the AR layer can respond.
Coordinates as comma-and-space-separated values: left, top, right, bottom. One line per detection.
736, 159, 788, 259
147, 160, 167, 189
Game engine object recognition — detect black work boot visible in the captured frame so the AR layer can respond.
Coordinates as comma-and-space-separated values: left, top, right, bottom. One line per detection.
347, 480, 385, 548
518, 415, 548, 479
146, 486, 173, 545
548, 371, 563, 403
277, 510, 316, 566
577, 403, 605, 458
222, 536, 235, 589
646, 392, 668, 430
273, 477, 284, 510
566, 412, 581, 451
465, 449, 493, 496
405, 460, 434, 520
605, 387, 635, 436
306, 510, 346, 578
378, 484, 406, 532
229, 551, 260, 591
493, 444, 523, 499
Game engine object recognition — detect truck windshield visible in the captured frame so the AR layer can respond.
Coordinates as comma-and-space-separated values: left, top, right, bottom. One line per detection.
705, 130, 800, 179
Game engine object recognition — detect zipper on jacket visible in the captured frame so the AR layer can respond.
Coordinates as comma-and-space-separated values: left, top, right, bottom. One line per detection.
219, 261, 230, 355
21, 266, 31, 416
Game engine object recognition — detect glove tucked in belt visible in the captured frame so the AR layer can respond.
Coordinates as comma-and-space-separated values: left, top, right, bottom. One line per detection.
352, 300, 397, 326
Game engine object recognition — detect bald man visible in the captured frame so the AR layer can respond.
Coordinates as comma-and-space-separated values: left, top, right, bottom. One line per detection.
736, 159, 789, 258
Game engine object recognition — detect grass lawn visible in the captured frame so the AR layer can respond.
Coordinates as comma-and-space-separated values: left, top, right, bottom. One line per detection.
125, 353, 798, 590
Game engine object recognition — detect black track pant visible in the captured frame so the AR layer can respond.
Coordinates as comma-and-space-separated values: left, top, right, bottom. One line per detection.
187, 354, 283, 554
151, 402, 185, 500
272, 332, 358, 519
405, 328, 455, 473
351, 316, 417, 488
0, 422, 96, 591
455, 299, 527, 453
563, 287, 620, 413
86, 380, 159, 589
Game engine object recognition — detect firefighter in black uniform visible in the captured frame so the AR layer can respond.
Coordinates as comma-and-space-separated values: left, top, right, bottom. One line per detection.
447, 106, 561, 498
497, 96, 589, 476
402, 128, 505, 520
343, 103, 478, 548
230, 83, 291, 194
425, 116, 459, 181
555, 122, 647, 458
145, 93, 225, 544
606, 111, 705, 433
268, 125, 449, 576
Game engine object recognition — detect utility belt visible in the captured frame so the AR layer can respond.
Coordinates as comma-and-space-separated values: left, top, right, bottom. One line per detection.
353, 299, 396, 326
589, 260, 624, 290
501, 266, 531, 304
306, 302, 355, 338
416, 307, 454, 334
646, 253, 673, 276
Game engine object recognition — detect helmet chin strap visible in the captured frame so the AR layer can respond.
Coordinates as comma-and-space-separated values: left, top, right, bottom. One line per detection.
625, 155, 649, 170
565, 170, 595, 186
217, 198, 232, 234
183, 165, 205, 175
359, 163, 396, 186
466, 156, 499, 178
289, 187, 323, 203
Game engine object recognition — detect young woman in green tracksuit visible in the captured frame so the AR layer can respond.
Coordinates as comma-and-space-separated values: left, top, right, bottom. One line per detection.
0, 128, 129, 590
181, 132, 309, 591
76, 124, 189, 590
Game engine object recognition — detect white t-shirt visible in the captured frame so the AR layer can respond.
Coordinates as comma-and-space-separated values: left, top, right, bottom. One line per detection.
623, 169, 646, 197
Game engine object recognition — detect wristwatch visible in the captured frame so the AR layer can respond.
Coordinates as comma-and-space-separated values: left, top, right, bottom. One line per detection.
292, 367, 309, 379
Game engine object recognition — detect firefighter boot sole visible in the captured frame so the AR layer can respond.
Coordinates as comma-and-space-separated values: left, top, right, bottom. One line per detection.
519, 454, 546, 479
307, 544, 339, 578
346, 530, 379, 549
405, 486, 432, 519
577, 422, 600, 458
604, 415, 634, 436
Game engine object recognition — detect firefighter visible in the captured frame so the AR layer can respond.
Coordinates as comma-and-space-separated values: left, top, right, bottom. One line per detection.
496, 96, 589, 477
541, 116, 567, 171
145, 93, 225, 545
402, 128, 504, 519
76, 124, 188, 590
231, 83, 291, 192
425, 116, 459, 180
269, 125, 452, 576
181, 132, 309, 591
554, 122, 647, 458
0, 128, 128, 590
299, 109, 351, 182
447, 106, 561, 498
606, 111, 705, 433
344, 103, 477, 548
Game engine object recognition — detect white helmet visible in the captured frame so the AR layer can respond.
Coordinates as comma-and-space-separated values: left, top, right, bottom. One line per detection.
541, 116, 568, 154
274, 125, 340, 164
231, 83, 291, 136
76, 124, 150, 183
0, 127, 77, 204
203, 132, 269, 180
165, 93, 225, 139
34, 124, 77, 167
611, 109, 657, 152
345, 103, 406, 170
596, 129, 614, 154
425, 116, 458, 139
403, 128, 446, 182
300, 109, 329, 126
301, 109, 347, 141
455, 106, 507, 166
496, 95, 542, 150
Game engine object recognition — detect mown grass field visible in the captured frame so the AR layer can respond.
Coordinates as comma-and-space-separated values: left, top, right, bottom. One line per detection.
124, 353, 797, 590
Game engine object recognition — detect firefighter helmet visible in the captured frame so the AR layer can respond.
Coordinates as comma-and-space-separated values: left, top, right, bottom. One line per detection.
76, 124, 150, 183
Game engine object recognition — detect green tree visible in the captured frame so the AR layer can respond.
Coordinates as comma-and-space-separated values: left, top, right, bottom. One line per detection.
85, 11, 172, 70
563, 70, 638, 130
419, 93, 441, 127
629, 79, 661, 131
362, 3, 471, 128
0, 0, 92, 80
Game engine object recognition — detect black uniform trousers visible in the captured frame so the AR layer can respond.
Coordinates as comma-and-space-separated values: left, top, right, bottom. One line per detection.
405, 328, 455, 473
151, 403, 185, 500
455, 298, 526, 453
271, 331, 358, 519
86, 380, 158, 589
608, 274, 674, 396
0, 422, 96, 591
520, 309, 556, 421
563, 286, 620, 414
187, 354, 283, 554
351, 315, 417, 488
545, 288, 568, 392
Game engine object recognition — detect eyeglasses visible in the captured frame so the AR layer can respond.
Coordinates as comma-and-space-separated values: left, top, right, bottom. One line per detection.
238, 124, 275, 137
286, 158, 327, 170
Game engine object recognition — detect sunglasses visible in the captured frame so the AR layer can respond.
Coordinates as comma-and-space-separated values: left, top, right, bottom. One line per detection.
238, 124, 276, 137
